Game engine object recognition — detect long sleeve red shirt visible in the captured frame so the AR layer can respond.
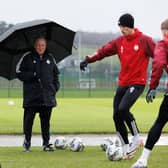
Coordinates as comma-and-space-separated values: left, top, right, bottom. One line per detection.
86, 29, 155, 86
149, 40, 168, 90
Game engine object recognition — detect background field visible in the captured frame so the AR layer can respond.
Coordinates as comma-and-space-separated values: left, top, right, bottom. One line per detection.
0, 97, 167, 134
0, 97, 168, 168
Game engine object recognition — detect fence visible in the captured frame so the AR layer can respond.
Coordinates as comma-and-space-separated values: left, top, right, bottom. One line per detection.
0, 66, 118, 98
0, 65, 167, 98
0, 32, 167, 98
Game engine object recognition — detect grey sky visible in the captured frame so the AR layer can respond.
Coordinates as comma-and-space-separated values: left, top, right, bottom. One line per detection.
0, 0, 167, 38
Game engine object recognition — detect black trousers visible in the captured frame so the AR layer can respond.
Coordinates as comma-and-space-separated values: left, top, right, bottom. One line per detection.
23, 106, 52, 146
113, 84, 145, 144
145, 95, 168, 150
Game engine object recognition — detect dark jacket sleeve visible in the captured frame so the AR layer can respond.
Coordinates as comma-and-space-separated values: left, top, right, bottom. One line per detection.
51, 56, 60, 92
149, 41, 167, 89
16, 53, 35, 82
53, 65, 60, 92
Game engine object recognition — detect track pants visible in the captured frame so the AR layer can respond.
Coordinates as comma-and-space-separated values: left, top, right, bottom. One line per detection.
23, 106, 52, 146
113, 84, 145, 144
145, 94, 168, 150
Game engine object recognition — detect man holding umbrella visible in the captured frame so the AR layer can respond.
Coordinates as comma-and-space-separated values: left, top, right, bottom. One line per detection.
16, 37, 60, 152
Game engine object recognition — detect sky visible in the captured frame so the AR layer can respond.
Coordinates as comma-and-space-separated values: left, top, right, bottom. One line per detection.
0, 0, 167, 39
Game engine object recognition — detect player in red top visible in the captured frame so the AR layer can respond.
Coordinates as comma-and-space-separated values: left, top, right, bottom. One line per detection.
131, 19, 168, 168
80, 13, 155, 159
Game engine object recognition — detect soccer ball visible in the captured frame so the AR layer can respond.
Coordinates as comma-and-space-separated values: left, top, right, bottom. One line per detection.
69, 137, 84, 152
106, 144, 123, 161
54, 136, 67, 149
100, 137, 114, 151
8, 100, 14, 106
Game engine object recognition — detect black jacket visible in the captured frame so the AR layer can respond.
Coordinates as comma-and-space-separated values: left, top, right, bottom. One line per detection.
16, 50, 60, 107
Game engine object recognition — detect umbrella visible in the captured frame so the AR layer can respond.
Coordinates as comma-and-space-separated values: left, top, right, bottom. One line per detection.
0, 19, 76, 80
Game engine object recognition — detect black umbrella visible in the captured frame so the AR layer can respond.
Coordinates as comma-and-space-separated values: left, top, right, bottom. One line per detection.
0, 19, 76, 80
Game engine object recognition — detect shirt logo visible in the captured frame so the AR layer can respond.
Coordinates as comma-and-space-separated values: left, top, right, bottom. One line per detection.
46, 59, 50, 64
130, 87, 135, 93
134, 44, 139, 51
33, 60, 36, 64
120, 46, 124, 54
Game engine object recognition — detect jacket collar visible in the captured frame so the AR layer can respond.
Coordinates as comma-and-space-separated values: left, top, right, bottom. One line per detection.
124, 28, 142, 41
31, 49, 48, 60
163, 34, 168, 46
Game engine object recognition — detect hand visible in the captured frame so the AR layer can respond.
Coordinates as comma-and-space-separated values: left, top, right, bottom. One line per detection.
55, 82, 60, 92
146, 89, 156, 103
80, 60, 88, 71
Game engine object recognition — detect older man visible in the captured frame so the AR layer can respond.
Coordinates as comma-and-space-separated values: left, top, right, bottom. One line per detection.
16, 37, 60, 152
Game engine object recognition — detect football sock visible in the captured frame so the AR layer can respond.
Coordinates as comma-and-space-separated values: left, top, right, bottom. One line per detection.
138, 147, 151, 165
132, 134, 140, 145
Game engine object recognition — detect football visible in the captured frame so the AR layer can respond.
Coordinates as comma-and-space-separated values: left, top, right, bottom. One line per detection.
69, 137, 84, 152
54, 136, 67, 149
106, 144, 123, 161
8, 100, 15, 106
100, 137, 114, 151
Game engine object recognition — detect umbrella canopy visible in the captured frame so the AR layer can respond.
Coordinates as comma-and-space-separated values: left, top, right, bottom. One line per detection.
0, 19, 76, 80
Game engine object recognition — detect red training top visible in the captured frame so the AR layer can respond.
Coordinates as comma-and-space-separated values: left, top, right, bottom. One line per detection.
86, 28, 155, 86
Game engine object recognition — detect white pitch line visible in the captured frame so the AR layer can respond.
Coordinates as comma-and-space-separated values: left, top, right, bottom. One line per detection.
0, 134, 168, 147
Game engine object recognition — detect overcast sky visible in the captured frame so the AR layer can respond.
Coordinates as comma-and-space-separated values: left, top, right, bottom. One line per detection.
0, 0, 167, 38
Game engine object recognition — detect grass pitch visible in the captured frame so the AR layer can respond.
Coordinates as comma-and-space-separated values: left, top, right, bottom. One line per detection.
0, 97, 168, 134
0, 97, 168, 168
0, 146, 167, 168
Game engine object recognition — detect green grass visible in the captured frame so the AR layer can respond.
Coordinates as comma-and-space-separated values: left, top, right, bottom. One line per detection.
0, 88, 116, 98
0, 146, 167, 168
0, 88, 165, 98
0, 97, 167, 134
0, 97, 167, 168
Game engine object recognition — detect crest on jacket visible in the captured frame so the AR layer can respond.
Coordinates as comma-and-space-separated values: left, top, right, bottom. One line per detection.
134, 44, 139, 51
46, 59, 51, 64
120, 46, 124, 54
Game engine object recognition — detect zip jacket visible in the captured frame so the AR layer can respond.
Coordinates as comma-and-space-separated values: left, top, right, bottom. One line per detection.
86, 28, 155, 86
16, 50, 60, 107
